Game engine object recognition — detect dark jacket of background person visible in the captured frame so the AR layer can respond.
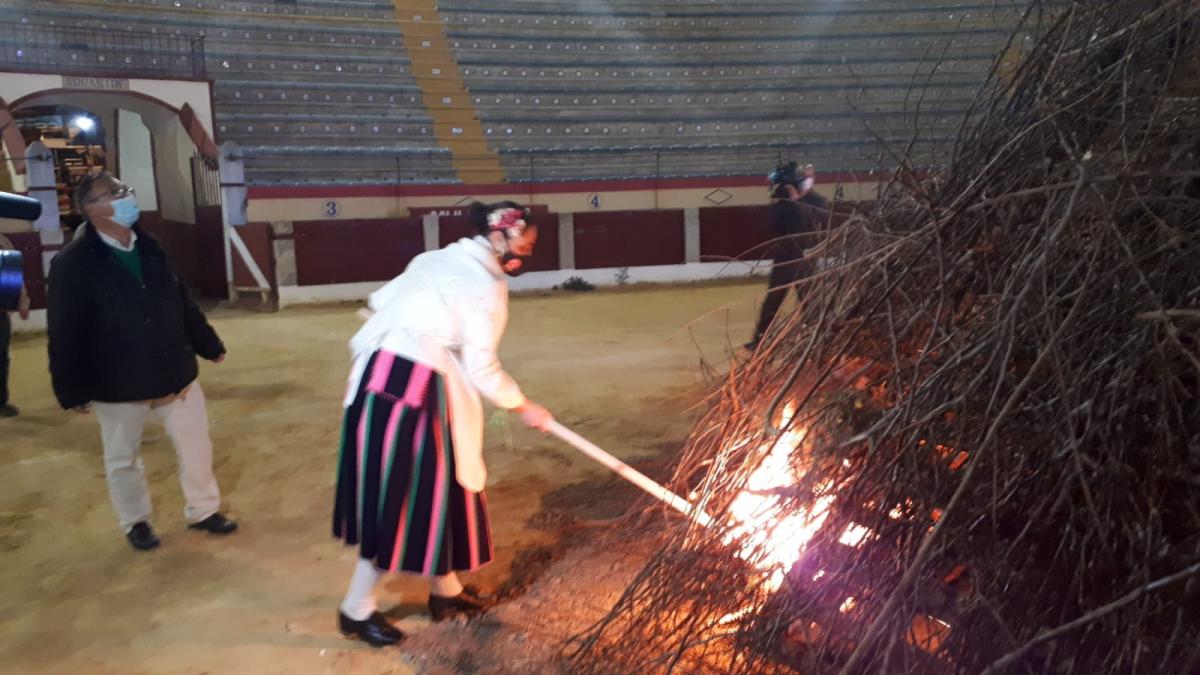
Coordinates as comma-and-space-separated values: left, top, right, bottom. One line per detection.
47, 224, 224, 410
767, 198, 819, 261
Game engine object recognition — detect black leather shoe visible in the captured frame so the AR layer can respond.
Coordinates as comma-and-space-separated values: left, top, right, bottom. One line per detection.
428, 585, 493, 622
126, 522, 160, 551
0, 404, 18, 418
338, 611, 404, 647
187, 512, 238, 534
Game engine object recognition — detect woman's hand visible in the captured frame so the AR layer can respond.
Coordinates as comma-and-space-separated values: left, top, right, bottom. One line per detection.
515, 400, 553, 431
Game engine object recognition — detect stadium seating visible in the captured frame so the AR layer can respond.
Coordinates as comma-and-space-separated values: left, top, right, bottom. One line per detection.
3, 0, 1039, 184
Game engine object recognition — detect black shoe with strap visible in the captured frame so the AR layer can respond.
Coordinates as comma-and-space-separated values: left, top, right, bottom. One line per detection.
187, 512, 238, 535
428, 584, 494, 622
126, 522, 160, 551
338, 611, 405, 647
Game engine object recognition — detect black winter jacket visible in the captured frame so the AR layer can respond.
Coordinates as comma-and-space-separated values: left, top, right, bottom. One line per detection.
767, 199, 819, 262
47, 224, 224, 409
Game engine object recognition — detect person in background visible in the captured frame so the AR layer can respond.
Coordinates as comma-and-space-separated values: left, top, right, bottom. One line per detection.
798, 163, 816, 199
797, 163, 831, 216
333, 200, 552, 647
0, 233, 31, 417
47, 172, 238, 551
747, 164, 820, 350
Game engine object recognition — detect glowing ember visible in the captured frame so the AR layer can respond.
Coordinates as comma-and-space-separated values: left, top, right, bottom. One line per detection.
717, 606, 752, 626
838, 596, 857, 614
907, 615, 952, 653
838, 523, 872, 547
811, 569, 827, 582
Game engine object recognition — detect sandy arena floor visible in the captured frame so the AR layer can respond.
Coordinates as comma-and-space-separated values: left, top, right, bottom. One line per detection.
0, 281, 763, 675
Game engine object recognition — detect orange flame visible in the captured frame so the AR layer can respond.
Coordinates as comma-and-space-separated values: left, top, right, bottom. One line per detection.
722, 407, 836, 594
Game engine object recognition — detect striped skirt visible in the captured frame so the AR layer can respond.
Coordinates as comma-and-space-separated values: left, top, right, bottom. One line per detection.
333, 350, 493, 575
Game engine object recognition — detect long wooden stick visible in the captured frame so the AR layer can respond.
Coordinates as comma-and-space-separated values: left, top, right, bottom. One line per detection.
547, 420, 713, 529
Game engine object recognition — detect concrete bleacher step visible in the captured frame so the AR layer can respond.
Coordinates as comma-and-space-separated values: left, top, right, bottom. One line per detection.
391, 0, 507, 183
14, 0, 1038, 185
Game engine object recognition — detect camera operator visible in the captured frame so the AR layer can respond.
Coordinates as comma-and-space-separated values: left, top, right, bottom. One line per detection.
746, 162, 820, 351
0, 233, 31, 417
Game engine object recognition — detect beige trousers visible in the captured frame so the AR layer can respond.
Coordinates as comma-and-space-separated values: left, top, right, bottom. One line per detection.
92, 382, 221, 531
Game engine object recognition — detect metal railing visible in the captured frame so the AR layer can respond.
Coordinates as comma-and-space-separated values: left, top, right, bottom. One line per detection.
236, 140, 940, 187
191, 152, 222, 207
0, 23, 206, 80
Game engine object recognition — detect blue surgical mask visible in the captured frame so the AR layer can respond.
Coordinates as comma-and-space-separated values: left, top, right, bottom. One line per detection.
110, 195, 140, 228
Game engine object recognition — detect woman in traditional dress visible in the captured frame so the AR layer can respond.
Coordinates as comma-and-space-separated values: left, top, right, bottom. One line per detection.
333, 201, 552, 646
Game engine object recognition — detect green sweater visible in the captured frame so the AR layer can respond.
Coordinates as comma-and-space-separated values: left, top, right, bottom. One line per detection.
110, 244, 143, 283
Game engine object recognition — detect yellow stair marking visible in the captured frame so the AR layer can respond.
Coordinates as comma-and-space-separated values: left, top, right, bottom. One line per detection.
393, 0, 505, 184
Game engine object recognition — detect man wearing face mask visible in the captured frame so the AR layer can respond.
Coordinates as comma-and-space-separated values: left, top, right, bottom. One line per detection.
46, 172, 238, 551
745, 162, 820, 351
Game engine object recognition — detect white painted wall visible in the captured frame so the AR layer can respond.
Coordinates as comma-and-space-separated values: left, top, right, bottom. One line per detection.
10, 309, 47, 334
0, 72, 64, 104
130, 78, 214, 138
1, 73, 213, 139
116, 109, 159, 211
147, 115, 196, 223
277, 261, 770, 308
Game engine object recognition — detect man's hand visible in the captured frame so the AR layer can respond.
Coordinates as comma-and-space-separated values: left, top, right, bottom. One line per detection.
515, 401, 553, 432
18, 306, 29, 321
71, 404, 91, 414
213, 353, 226, 364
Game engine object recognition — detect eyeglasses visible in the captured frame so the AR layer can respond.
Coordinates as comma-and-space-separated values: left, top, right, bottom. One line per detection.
83, 184, 135, 206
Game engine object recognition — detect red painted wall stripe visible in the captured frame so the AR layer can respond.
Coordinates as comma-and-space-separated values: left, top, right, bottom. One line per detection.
699, 205, 774, 263
246, 171, 882, 200
293, 218, 424, 286
573, 210, 686, 270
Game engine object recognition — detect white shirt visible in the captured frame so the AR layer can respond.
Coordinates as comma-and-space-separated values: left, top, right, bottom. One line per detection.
79, 222, 139, 252
799, 176, 815, 193
345, 236, 526, 492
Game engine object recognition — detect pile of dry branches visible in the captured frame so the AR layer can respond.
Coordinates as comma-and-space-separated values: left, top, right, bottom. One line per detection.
571, 1, 1200, 672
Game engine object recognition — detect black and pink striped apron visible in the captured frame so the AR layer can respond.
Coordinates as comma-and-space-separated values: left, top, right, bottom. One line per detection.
333, 350, 493, 575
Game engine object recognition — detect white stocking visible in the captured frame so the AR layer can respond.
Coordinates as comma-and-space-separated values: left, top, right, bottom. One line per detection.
340, 558, 382, 621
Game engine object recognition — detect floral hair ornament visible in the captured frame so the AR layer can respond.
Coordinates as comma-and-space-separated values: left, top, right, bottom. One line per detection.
487, 207, 528, 237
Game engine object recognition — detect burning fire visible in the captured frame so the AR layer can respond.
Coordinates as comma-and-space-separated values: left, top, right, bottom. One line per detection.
721, 409, 834, 593
716, 405, 955, 658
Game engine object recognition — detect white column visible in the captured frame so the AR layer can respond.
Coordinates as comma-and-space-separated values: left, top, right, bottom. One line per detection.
421, 213, 439, 252
24, 141, 59, 231
217, 141, 245, 299
38, 228, 63, 276
558, 212, 575, 270
684, 207, 701, 264
270, 221, 296, 287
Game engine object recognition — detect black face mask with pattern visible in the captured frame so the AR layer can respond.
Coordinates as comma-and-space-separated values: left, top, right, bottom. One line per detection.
500, 252, 530, 277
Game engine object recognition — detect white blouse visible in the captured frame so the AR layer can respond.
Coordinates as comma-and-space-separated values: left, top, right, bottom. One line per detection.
345, 236, 526, 492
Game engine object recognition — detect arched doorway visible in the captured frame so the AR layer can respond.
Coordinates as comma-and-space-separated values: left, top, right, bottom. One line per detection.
5, 89, 225, 298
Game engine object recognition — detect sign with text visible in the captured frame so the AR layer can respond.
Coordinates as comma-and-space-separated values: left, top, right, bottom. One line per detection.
62, 76, 130, 91
409, 204, 549, 217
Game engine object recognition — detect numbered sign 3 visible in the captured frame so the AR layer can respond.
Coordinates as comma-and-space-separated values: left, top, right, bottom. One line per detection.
323, 200, 341, 218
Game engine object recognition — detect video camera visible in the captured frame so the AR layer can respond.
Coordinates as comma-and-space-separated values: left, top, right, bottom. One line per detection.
0, 191, 42, 311
768, 160, 801, 188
